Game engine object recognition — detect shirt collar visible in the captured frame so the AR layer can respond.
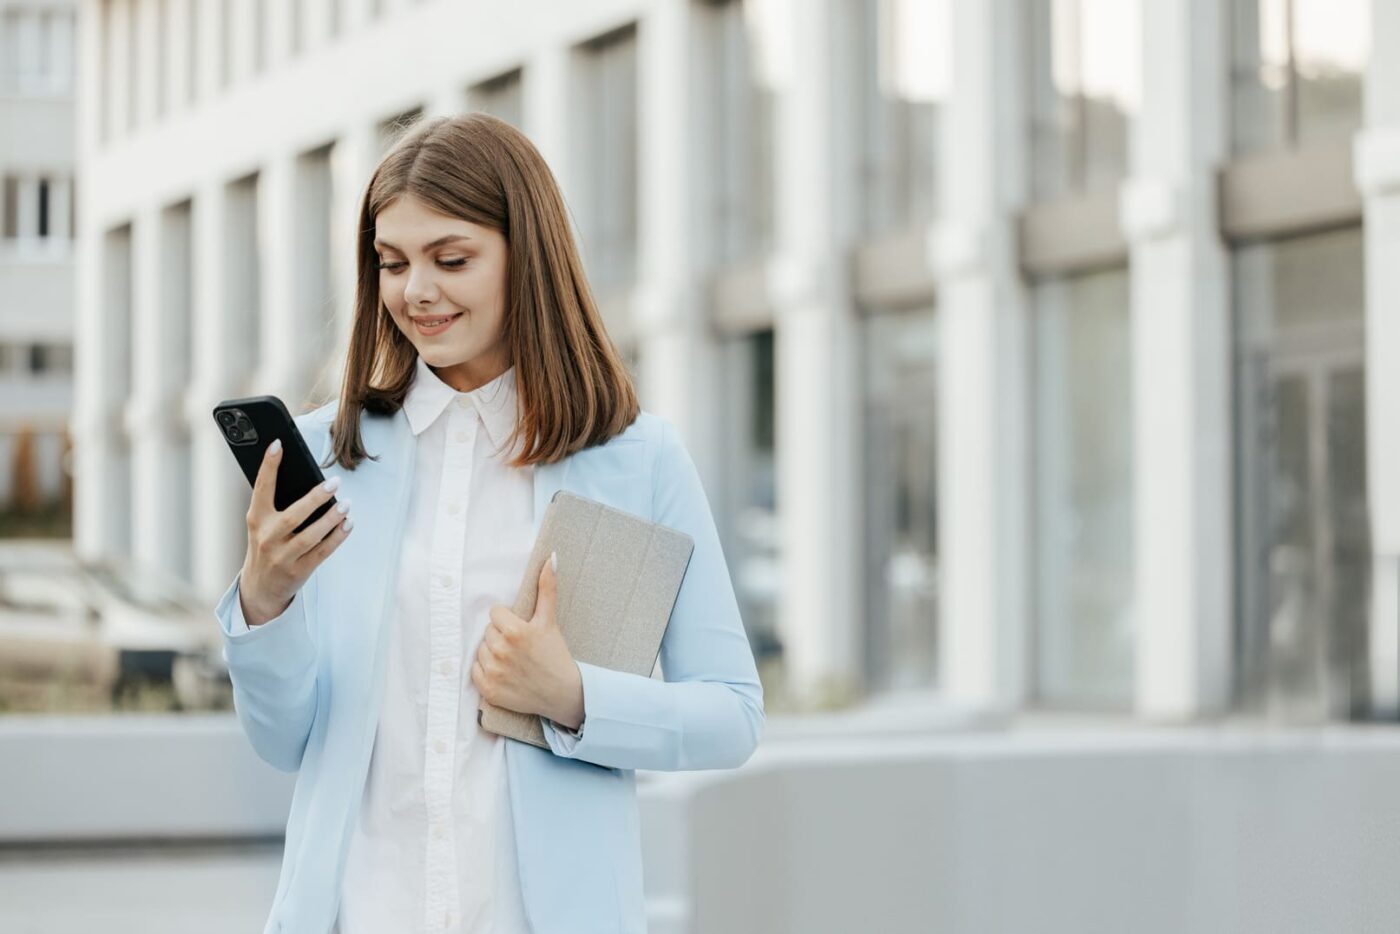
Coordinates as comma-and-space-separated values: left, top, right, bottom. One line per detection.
403, 354, 519, 451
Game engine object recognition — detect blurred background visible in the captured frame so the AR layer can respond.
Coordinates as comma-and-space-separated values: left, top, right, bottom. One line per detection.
4, 0, 1400, 931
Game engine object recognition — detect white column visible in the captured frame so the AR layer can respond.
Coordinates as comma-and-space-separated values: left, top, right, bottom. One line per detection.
105, 0, 133, 138
162, 0, 192, 113
75, 224, 134, 562
255, 154, 318, 409
523, 45, 573, 201
634, 0, 721, 488
227, 0, 258, 86
194, 0, 223, 100
262, 0, 293, 72
185, 183, 250, 596
1125, 0, 1232, 720
133, 0, 160, 125
126, 209, 186, 579
933, 0, 1032, 714
1356, 0, 1400, 718
770, 0, 862, 703
301, 0, 336, 51
329, 124, 379, 379
76, 0, 103, 151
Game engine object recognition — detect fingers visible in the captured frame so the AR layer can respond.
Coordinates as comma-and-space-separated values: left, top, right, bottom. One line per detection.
249, 438, 282, 518
274, 474, 342, 540
532, 550, 558, 624
291, 503, 353, 576
288, 496, 352, 564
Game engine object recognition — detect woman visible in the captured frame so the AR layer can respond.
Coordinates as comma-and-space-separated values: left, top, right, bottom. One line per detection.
214, 113, 764, 934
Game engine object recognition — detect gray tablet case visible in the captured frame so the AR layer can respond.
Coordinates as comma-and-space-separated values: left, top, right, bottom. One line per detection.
477, 490, 695, 749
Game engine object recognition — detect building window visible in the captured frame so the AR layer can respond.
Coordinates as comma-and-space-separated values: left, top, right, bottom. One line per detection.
720, 329, 782, 673
2, 176, 17, 238
1, 9, 75, 95
862, 307, 938, 693
700, 0, 777, 266
1026, 0, 1140, 200
576, 25, 639, 292
1, 174, 74, 244
1230, 0, 1368, 154
468, 69, 524, 128
1032, 267, 1134, 708
855, 0, 948, 234
1233, 227, 1368, 721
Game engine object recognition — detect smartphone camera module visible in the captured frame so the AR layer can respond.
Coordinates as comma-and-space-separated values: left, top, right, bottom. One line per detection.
219, 409, 259, 446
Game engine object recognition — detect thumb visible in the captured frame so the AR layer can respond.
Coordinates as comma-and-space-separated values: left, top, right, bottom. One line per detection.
533, 551, 558, 626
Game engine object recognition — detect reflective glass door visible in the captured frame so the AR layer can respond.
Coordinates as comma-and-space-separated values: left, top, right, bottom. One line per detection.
1238, 345, 1370, 720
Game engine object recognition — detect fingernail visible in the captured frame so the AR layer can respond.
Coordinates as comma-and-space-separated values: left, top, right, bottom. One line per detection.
550, 550, 557, 573
343, 517, 354, 532
322, 476, 341, 493
336, 500, 350, 514
268, 439, 282, 455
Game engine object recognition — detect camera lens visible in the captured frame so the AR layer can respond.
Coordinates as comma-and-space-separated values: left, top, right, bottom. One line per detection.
227, 425, 243, 441
216, 411, 235, 427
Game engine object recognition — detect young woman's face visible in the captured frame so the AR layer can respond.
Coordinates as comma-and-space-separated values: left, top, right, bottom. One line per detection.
374, 193, 510, 392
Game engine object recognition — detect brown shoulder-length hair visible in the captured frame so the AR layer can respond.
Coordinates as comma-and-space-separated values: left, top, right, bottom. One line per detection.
322, 112, 639, 471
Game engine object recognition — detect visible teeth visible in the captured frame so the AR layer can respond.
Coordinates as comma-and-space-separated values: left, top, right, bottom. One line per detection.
419, 316, 455, 326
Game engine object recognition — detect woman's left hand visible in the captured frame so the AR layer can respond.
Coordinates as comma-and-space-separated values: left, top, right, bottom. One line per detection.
472, 553, 585, 730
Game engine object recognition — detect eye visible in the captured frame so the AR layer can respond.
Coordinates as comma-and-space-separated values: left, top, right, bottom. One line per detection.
375, 259, 467, 273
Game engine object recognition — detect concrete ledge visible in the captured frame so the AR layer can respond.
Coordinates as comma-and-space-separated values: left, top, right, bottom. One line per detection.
0, 714, 293, 843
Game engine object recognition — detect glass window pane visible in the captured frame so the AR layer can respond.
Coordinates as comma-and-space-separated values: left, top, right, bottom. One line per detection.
1230, 0, 1367, 154
468, 69, 524, 128
862, 308, 938, 692
1027, 0, 1139, 200
856, 0, 948, 233
1234, 226, 1364, 347
1033, 267, 1135, 707
719, 330, 782, 681
1232, 228, 1370, 721
1293, 0, 1367, 145
703, 0, 777, 265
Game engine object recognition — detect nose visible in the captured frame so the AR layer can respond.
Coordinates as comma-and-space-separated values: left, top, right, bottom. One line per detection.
403, 265, 439, 306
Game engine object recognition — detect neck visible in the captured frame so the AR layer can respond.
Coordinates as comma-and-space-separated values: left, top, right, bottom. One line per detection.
431, 352, 510, 394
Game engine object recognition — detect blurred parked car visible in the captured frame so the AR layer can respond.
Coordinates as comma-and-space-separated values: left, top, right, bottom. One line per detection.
0, 540, 229, 709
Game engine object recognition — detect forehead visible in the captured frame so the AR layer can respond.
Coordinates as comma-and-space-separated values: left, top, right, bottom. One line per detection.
374, 196, 487, 249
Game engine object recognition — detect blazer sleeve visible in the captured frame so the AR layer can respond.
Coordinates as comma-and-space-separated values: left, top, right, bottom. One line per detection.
211, 409, 328, 773
539, 417, 766, 772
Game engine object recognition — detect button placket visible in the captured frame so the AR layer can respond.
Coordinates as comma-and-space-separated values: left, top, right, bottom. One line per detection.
422, 405, 478, 932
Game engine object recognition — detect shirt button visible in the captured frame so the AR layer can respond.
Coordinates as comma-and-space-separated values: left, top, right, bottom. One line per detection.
434, 739, 446, 754
456, 396, 471, 409
438, 660, 453, 675
455, 429, 469, 443
447, 502, 460, 515
439, 574, 453, 588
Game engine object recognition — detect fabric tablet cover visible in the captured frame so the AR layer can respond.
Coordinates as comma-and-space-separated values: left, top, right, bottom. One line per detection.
477, 490, 695, 749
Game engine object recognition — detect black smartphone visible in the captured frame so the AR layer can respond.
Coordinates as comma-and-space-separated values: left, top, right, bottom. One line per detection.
212, 395, 337, 535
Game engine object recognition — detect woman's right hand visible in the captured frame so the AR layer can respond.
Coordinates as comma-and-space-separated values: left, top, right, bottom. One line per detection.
238, 439, 353, 627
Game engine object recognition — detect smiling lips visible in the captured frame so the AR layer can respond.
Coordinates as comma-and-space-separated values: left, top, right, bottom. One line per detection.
413, 313, 462, 334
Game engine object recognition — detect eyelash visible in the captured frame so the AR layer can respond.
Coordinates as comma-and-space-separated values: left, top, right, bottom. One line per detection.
376, 259, 468, 272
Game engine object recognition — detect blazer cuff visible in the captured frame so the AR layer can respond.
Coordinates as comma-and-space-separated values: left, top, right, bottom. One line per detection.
215, 572, 316, 679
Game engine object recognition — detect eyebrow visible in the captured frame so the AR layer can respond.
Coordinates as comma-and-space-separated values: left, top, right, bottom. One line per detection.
373, 234, 472, 251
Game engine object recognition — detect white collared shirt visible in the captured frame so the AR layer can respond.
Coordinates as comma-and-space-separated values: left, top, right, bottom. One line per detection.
334, 355, 534, 934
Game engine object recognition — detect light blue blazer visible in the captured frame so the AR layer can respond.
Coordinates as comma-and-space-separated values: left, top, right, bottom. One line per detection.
213, 400, 765, 933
